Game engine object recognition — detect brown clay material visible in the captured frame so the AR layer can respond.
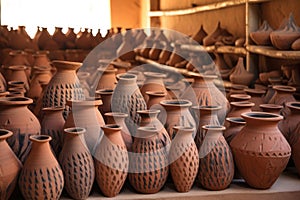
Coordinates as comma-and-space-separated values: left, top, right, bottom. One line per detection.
229, 94, 251, 102
229, 57, 254, 86
59, 127, 95, 199
19, 135, 64, 200
244, 88, 266, 111
96, 68, 117, 90
260, 104, 283, 114
289, 123, 300, 176
166, 43, 185, 66
250, 20, 273, 45
96, 88, 114, 119
223, 117, 246, 144
146, 91, 168, 110
191, 25, 207, 45
226, 101, 254, 119
0, 129, 22, 200
230, 112, 291, 189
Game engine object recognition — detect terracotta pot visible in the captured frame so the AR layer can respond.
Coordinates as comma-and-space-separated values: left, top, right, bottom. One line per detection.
75, 28, 92, 50
291, 37, 300, 50
160, 99, 196, 139
260, 104, 283, 114
111, 74, 147, 136
166, 43, 184, 66
59, 127, 95, 199
191, 25, 207, 45
198, 125, 234, 190
250, 20, 273, 45
105, 112, 132, 150
0, 91, 9, 97
77, 71, 91, 98
259, 70, 281, 85
229, 57, 254, 86
94, 124, 128, 197
230, 112, 291, 189
0, 129, 22, 200
181, 73, 229, 123
157, 42, 172, 64
95, 88, 114, 118
226, 84, 248, 99
149, 41, 164, 60
139, 39, 153, 58
146, 91, 167, 110
0, 71, 7, 92
52, 27, 67, 50
270, 13, 300, 50
289, 122, 300, 176
244, 88, 266, 111
64, 98, 105, 154
223, 117, 245, 144
203, 22, 234, 46
96, 68, 117, 90
140, 72, 167, 103
192, 105, 220, 149
19, 135, 64, 200
226, 101, 254, 120
135, 29, 147, 47
229, 94, 251, 102
41, 106, 65, 156
169, 126, 199, 192
278, 102, 300, 141
41, 60, 85, 119
65, 27, 76, 43
6, 65, 29, 90
32, 52, 51, 69
128, 126, 169, 194
116, 30, 136, 61
0, 97, 40, 162
37, 27, 52, 50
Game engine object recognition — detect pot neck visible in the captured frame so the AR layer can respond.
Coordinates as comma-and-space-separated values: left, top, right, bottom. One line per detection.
241, 112, 283, 126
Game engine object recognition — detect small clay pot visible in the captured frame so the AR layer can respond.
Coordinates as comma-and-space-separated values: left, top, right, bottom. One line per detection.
244, 88, 266, 111
260, 104, 283, 114
191, 25, 207, 45
229, 57, 254, 86
250, 20, 273, 45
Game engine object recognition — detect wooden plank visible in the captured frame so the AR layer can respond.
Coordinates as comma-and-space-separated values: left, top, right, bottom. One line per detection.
247, 45, 300, 59
216, 46, 247, 55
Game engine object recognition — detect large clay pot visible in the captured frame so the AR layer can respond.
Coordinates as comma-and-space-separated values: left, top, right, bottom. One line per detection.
96, 88, 114, 118
198, 125, 234, 190
37, 27, 52, 50
94, 124, 128, 197
230, 112, 291, 189
223, 117, 245, 144
0, 97, 40, 162
169, 126, 199, 192
18, 135, 64, 200
0, 129, 22, 200
6, 65, 29, 91
41, 60, 85, 119
41, 106, 65, 156
128, 126, 169, 194
191, 25, 207, 45
229, 57, 254, 86
75, 28, 92, 50
105, 112, 132, 150
111, 74, 147, 136
250, 20, 273, 45
59, 127, 95, 200
244, 88, 266, 111
64, 98, 105, 154
52, 27, 67, 49
226, 101, 254, 119
96, 68, 117, 90
158, 42, 173, 64
160, 99, 196, 139
203, 22, 234, 46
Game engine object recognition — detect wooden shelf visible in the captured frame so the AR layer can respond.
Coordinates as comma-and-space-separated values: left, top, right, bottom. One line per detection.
178, 44, 247, 55
247, 45, 300, 59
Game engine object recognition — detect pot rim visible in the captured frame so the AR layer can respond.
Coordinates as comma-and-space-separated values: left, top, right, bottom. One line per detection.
241, 111, 283, 121
225, 117, 246, 124
202, 124, 226, 131
192, 105, 222, 111
104, 112, 128, 118
230, 101, 255, 107
259, 104, 283, 109
286, 101, 300, 110
137, 109, 160, 115
66, 98, 102, 107
273, 85, 296, 92
64, 127, 86, 135
244, 88, 266, 95
173, 126, 195, 132
42, 106, 65, 112
95, 88, 114, 95
145, 90, 167, 96
51, 60, 82, 71
0, 97, 33, 105
0, 129, 13, 140
144, 71, 167, 78
30, 135, 52, 143
160, 99, 192, 107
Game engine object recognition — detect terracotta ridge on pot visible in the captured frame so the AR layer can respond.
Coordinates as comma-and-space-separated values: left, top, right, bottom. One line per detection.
66, 97, 103, 107
51, 60, 82, 71
0, 96, 33, 105
160, 99, 192, 108
29, 134, 52, 143
64, 127, 86, 135
230, 101, 255, 107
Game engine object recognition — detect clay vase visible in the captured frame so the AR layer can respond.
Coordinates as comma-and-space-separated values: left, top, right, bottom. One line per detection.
135, 29, 147, 47
52, 27, 67, 49
148, 40, 164, 60
94, 124, 128, 197
18, 135, 64, 200
37, 27, 52, 50
291, 37, 300, 50
146, 91, 167, 110
59, 127, 95, 200
203, 21, 233, 46
41, 60, 85, 119
96, 88, 113, 117
226, 101, 254, 119
244, 88, 266, 111
229, 57, 254, 86
75, 28, 92, 50
77, 71, 91, 97
0, 97, 40, 162
96, 68, 117, 90
169, 126, 199, 192
278, 102, 300, 141
41, 106, 65, 157
289, 122, 300, 175
128, 126, 169, 194
250, 20, 273, 45
6, 65, 29, 91
192, 105, 221, 149
270, 13, 300, 50
0, 91, 9, 97
0, 129, 22, 200
181, 73, 229, 123
105, 112, 132, 150
140, 72, 167, 103
111, 74, 147, 136
64, 98, 105, 154
230, 112, 291, 189
229, 94, 251, 102
268, 85, 296, 117
166, 43, 184, 66
32, 52, 51, 69
116, 31, 136, 61
158, 42, 173, 64
160, 99, 196, 139
226, 84, 248, 98
191, 25, 208, 45
260, 104, 283, 114
65, 27, 76, 43
223, 117, 246, 144
198, 125, 234, 190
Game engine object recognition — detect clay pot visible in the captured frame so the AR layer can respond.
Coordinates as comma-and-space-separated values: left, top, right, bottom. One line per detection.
146, 91, 167, 110
157, 42, 173, 64
116, 30, 136, 61
244, 88, 266, 111
223, 117, 246, 144
160, 99, 196, 139
105, 112, 132, 150
198, 125, 234, 190
226, 84, 248, 98
192, 105, 220, 149
140, 72, 167, 103
259, 70, 281, 85
291, 37, 300, 50
111, 74, 147, 136
169, 126, 199, 192
0, 71, 7, 92
41, 60, 85, 119
181, 73, 229, 123
270, 13, 300, 50
191, 25, 207, 45
95, 88, 114, 117
19, 135, 64, 200
229, 94, 251, 102
166, 43, 184, 66
260, 104, 283, 114
230, 112, 291, 189
229, 57, 254, 86
149, 41, 164, 60
0, 97, 40, 162
65, 27, 76, 43
37, 28, 52, 50
77, 71, 91, 98
6, 65, 29, 90
278, 102, 300, 141
289, 122, 300, 176
41, 106, 65, 156
52, 27, 67, 49
0, 91, 9, 97
64, 98, 105, 154
94, 124, 128, 197
250, 20, 273, 45
203, 22, 234, 46
75, 28, 92, 50
226, 101, 254, 120
59, 127, 95, 200
0, 129, 22, 200
96, 68, 117, 90
128, 126, 169, 194
135, 29, 147, 47
32, 52, 51, 69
